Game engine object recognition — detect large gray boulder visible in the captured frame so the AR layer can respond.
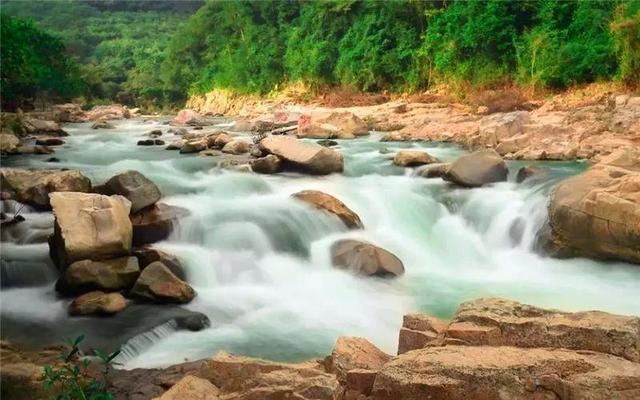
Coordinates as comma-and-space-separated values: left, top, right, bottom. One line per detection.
102, 170, 161, 213
443, 149, 508, 187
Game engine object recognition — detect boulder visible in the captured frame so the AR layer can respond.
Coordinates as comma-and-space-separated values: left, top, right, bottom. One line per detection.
331, 239, 405, 278
85, 104, 130, 121
317, 139, 338, 147
34, 137, 64, 146
250, 154, 282, 174
102, 170, 161, 213
166, 140, 184, 150
291, 190, 363, 229
344, 369, 378, 399
130, 261, 195, 303
22, 118, 67, 136
372, 345, 640, 400
515, 165, 545, 183
397, 314, 448, 354
445, 297, 640, 362
0, 133, 20, 154
200, 352, 339, 400
49, 192, 132, 267
133, 246, 186, 280
154, 375, 220, 400
14, 145, 54, 155
91, 120, 115, 129
260, 135, 343, 175
173, 110, 208, 127
0, 169, 91, 209
393, 150, 440, 167
146, 129, 162, 137
207, 132, 233, 149
69, 291, 128, 316
326, 337, 392, 382
443, 149, 508, 187
297, 112, 368, 139
547, 148, 640, 264
51, 103, 85, 122
137, 139, 155, 146
179, 139, 206, 154
130, 203, 189, 246
221, 139, 251, 155
59, 256, 140, 294
414, 163, 451, 179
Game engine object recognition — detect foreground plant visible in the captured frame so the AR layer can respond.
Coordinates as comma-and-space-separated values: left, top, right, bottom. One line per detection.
42, 335, 120, 400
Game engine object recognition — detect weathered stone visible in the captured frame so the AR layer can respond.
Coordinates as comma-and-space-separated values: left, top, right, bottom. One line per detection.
206, 132, 232, 148
345, 369, 378, 399
446, 297, 640, 362
102, 170, 161, 213
298, 112, 368, 139
326, 337, 392, 382
397, 314, 448, 354
85, 104, 130, 121
414, 163, 451, 179
130, 203, 189, 246
130, 261, 195, 303
173, 109, 209, 126
34, 137, 64, 146
444, 149, 508, 187
154, 375, 220, 400
516, 165, 545, 183
292, 190, 363, 229
60, 257, 140, 294
49, 192, 132, 267
22, 118, 67, 136
91, 120, 115, 129
221, 139, 251, 155
179, 139, 206, 154
372, 345, 640, 400
393, 150, 440, 167
250, 154, 282, 174
331, 239, 405, 277
260, 135, 343, 175
547, 148, 640, 264
69, 291, 128, 316
0, 133, 20, 154
133, 246, 186, 280
0, 169, 91, 209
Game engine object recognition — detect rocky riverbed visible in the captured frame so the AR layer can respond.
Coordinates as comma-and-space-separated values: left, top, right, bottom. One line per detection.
0, 98, 639, 399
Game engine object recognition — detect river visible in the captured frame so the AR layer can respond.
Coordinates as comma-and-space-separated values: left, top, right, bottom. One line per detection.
2, 118, 639, 369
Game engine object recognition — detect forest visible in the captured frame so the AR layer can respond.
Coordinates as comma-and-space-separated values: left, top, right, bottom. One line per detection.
1, 0, 639, 110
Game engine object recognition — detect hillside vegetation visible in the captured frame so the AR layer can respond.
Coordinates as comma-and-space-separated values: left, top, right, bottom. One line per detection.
1, 0, 639, 110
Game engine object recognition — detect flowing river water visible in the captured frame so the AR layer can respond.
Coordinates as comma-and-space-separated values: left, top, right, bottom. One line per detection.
2, 118, 640, 369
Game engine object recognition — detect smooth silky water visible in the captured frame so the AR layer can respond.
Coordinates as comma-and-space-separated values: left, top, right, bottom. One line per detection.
2, 119, 639, 369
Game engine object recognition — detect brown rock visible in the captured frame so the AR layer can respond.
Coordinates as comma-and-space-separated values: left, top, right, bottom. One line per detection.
91, 120, 115, 129
250, 154, 282, 174
130, 261, 195, 303
0, 133, 20, 154
35, 137, 65, 146
445, 297, 640, 362
345, 369, 378, 399
547, 148, 640, 264
85, 104, 130, 121
173, 109, 209, 126
326, 337, 392, 382
60, 257, 140, 294
292, 190, 363, 229
414, 163, 451, 179
166, 140, 184, 150
49, 192, 132, 267
221, 139, 251, 155
0, 168, 91, 209
393, 150, 440, 167
179, 139, 207, 154
206, 132, 232, 148
516, 165, 545, 183
397, 314, 448, 354
22, 118, 67, 136
154, 375, 219, 400
444, 149, 508, 187
102, 170, 161, 213
372, 345, 640, 400
200, 352, 339, 400
298, 111, 369, 139
331, 239, 404, 277
69, 291, 128, 315
133, 246, 186, 280
260, 135, 343, 175
130, 203, 189, 246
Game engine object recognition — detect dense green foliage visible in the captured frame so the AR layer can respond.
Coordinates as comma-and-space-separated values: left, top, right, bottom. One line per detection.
1, 0, 638, 109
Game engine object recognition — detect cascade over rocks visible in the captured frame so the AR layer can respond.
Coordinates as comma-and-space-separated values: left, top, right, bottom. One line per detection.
260, 135, 344, 175
331, 239, 405, 277
130, 203, 189, 246
49, 192, 132, 267
0, 168, 91, 209
547, 148, 640, 264
291, 190, 363, 229
58, 256, 140, 295
393, 150, 440, 167
130, 261, 195, 303
101, 170, 161, 213
444, 149, 508, 187
69, 291, 128, 316
297, 111, 369, 139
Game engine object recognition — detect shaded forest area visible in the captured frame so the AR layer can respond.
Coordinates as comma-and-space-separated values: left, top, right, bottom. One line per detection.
1, 0, 639, 111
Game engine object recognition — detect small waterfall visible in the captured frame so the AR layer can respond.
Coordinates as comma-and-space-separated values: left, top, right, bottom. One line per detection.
114, 320, 178, 366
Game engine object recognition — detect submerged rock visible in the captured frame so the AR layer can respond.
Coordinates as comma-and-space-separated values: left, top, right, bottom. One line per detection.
292, 190, 363, 229
130, 203, 189, 246
547, 148, 640, 264
49, 192, 132, 267
130, 261, 195, 303
393, 150, 440, 167
221, 139, 251, 155
414, 162, 451, 179
102, 170, 161, 213
444, 149, 508, 187
331, 239, 405, 277
34, 137, 64, 146
59, 256, 140, 295
260, 135, 343, 175
91, 120, 115, 129
69, 291, 128, 316
0, 168, 92, 209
